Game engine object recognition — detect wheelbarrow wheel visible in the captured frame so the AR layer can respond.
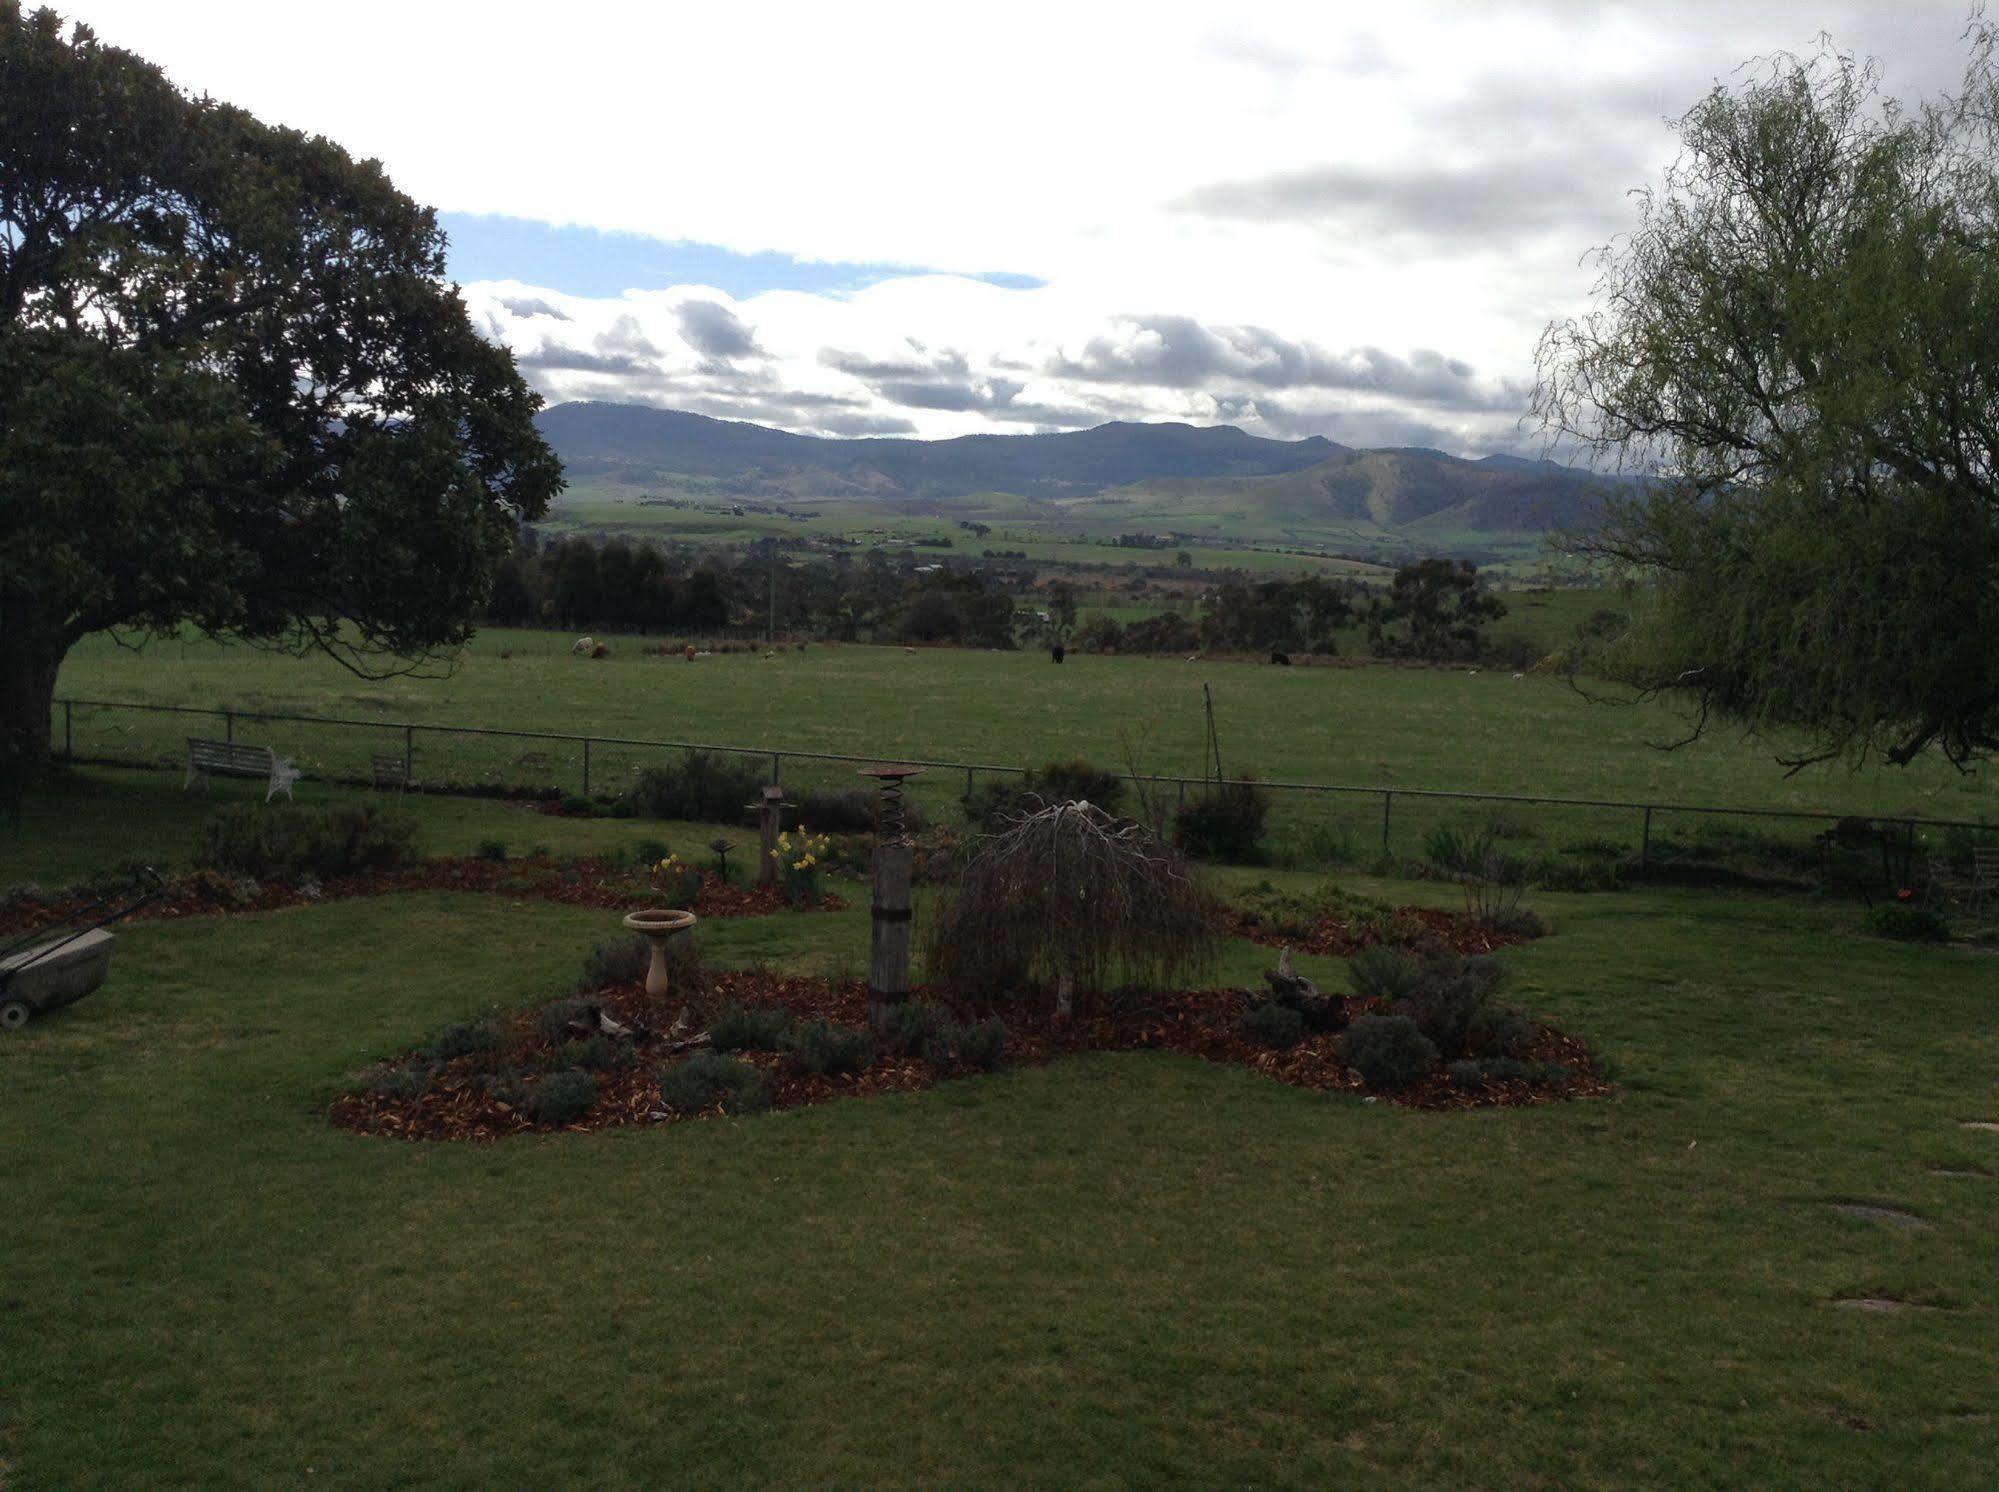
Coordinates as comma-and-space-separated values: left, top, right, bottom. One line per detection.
0, 999, 29, 1032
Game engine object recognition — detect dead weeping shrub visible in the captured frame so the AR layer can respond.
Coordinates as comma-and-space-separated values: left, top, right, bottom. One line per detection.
924, 800, 1222, 1015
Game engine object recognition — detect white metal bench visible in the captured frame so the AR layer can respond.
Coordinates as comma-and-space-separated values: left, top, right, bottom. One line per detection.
184, 737, 301, 801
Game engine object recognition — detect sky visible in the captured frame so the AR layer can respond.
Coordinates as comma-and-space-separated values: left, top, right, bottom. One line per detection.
60, 0, 1987, 455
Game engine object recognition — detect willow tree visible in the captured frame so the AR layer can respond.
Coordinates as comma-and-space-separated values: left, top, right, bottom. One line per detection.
0, 5, 562, 763
1536, 29, 1999, 768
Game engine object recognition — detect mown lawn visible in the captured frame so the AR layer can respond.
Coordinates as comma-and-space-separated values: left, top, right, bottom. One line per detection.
3, 788, 1997, 1485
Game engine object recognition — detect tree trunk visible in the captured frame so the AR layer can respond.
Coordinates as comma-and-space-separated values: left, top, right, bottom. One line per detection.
0, 624, 60, 765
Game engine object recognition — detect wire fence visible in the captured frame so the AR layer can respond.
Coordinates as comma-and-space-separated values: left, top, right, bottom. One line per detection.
51, 695, 1999, 883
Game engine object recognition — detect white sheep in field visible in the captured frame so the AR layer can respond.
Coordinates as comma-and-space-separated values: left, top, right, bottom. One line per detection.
571, 636, 595, 657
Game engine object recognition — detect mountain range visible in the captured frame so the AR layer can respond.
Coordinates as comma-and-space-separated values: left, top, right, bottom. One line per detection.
537, 401, 1630, 535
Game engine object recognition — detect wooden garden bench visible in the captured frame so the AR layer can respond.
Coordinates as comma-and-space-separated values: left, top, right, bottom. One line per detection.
183, 737, 301, 801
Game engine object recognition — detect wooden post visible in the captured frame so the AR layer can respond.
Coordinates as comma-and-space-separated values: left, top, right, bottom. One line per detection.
757, 784, 785, 886
868, 841, 914, 1028
1640, 806, 1653, 868
1381, 790, 1393, 856
404, 725, 414, 784
582, 738, 592, 797
859, 764, 925, 1029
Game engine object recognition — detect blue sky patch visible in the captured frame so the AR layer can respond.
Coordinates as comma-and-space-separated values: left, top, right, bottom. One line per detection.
440, 213, 1045, 299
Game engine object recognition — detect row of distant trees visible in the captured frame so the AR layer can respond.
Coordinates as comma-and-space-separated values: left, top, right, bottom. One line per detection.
491, 533, 1510, 661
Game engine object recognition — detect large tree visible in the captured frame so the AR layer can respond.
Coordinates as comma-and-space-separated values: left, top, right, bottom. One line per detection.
1536, 29, 1999, 768
0, 5, 562, 761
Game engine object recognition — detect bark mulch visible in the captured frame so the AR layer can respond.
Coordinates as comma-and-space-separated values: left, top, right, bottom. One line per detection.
0, 860, 843, 937
329, 968, 1607, 1142
1222, 902, 1531, 958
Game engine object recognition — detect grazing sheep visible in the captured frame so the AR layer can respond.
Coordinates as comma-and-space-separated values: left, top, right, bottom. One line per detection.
571, 636, 594, 657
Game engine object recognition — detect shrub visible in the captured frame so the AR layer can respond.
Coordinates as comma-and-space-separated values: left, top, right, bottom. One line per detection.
1529, 855, 1619, 893
370, 1062, 435, 1101
878, 1000, 949, 1057
962, 759, 1126, 831
1239, 1001, 1306, 1049
1392, 948, 1506, 1059
197, 803, 417, 879
1422, 823, 1482, 876
1341, 1014, 1437, 1092
786, 787, 919, 835
708, 1001, 795, 1052
1300, 823, 1359, 867
1232, 880, 1327, 940
1467, 1005, 1535, 1058
474, 838, 509, 862
427, 1021, 500, 1062
770, 828, 832, 904
655, 1051, 774, 1116
560, 794, 595, 817
1173, 781, 1270, 862
549, 1034, 633, 1073
1450, 1055, 1537, 1090
524, 1069, 598, 1125
1865, 904, 1950, 943
537, 994, 597, 1041
926, 801, 1221, 1010
649, 852, 704, 909
629, 836, 672, 866
578, 935, 651, 992
1347, 947, 1425, 1002
790, 1019, 878, 1076
624, 750, 765, 822
949, 1017, 1006, 1071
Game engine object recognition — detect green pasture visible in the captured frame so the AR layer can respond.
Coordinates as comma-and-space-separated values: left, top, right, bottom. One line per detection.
3, 771, 1997, 1485
49, 630, 1997, 868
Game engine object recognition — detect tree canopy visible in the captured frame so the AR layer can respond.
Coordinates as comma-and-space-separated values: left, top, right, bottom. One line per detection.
1536, 27, 1999, 768
0, 4, 562, 760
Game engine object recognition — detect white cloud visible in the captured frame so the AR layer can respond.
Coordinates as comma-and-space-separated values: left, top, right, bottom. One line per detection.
59, 0, 1983, 451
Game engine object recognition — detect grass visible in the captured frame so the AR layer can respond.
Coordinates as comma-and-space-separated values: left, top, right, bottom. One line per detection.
3, 821, 1998, 1484
51, 629, 1999, 865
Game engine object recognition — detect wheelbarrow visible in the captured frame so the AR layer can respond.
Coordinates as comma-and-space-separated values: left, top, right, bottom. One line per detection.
0, 867, 164, 1032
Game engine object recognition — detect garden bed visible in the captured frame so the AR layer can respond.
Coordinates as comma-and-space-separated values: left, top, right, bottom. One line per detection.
0, 859, 843, 935
1221, 900, 1532, 958
329, 967, 1605, 1142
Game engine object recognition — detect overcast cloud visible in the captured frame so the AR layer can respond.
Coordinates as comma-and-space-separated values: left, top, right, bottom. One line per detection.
59, 0, 1984, 454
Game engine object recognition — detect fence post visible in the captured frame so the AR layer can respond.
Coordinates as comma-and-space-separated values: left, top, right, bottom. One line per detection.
966, 765, 974, 799
582, 738, 591, 798
1381, 791, 1393, 856
63, 700, 73, 760
770, 752, 781, 785
1640, 806, 1653, 868
224, 708, 234, 743
1177, 778, 1186, 809
404, 725, 414, 783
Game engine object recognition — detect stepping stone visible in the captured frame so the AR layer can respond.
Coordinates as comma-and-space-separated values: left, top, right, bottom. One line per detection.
1828, 1202, 1931, 1230
1834, 1296, 1940, 1314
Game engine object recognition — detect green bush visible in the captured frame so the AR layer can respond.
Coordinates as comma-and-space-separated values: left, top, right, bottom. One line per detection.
537, 994, 595, 1041
962, 758, 1126, 830
787, 787, 919, 835
709, 1001, 795, 1052
197, 803, 417, 879
550, 1034, 633, 1073
878, 1000, 949, 1057
1341, 1014, 1437, 1092
1467, 1005, 1534, 1058
560, 794, 594, 816
790, 1019, 877, 1077
1347, 947, 1425, 1002
370, 1062, 435, 1101
1239, 1001, 1306, 1049
629, 836, 672, 866
474, 838, 509, 862
427, 1021, 500, 1062
1448, 1055, 1537, 1090
1865, 904, 1951, 943
578, 935, 650, 992
949, 1017, 1006, 1071
655, 1051, 773, 1116
1173, 781, 1270, 863
624, 750, 765, 822
1232, 880, 1327, 940
524, 1069, 598, 1125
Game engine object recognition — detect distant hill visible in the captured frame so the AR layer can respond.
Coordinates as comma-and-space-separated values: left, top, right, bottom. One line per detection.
536, 401, 1625, 534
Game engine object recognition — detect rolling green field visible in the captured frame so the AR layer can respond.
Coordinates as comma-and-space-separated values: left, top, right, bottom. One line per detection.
49, 628, 1998, 862
3, 773, 1997, 1486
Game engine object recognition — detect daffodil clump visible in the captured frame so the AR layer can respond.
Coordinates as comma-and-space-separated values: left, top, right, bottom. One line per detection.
651, 852, 703, 910
771, 827, 832, 904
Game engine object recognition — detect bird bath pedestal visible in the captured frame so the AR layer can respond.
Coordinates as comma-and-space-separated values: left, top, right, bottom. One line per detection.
622, 908, 698, 997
